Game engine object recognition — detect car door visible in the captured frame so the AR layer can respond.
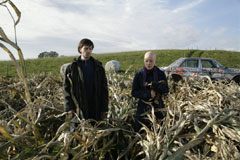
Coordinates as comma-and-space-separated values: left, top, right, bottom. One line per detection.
200, 59, 222, 80
178, 59, 200, 77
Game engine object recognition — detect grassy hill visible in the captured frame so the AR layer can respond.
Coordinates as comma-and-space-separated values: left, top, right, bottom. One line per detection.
0, 49, 240, 77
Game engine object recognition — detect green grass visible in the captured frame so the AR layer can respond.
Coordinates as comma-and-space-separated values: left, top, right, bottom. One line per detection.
0, 49, 240, 77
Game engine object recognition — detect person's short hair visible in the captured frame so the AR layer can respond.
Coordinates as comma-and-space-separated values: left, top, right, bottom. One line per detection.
78, 38, 94, 53
144, 51, 156, 59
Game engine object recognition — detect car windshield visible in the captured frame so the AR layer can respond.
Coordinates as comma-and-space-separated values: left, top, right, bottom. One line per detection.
169, 58, 184, 67
213, 60, 225, 68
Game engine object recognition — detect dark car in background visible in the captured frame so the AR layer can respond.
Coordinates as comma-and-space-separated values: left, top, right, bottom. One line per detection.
160, 57, 240, 84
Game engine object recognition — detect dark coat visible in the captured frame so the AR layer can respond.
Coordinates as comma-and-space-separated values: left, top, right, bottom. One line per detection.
63, 56, 108, 121
131, 66, 169, 131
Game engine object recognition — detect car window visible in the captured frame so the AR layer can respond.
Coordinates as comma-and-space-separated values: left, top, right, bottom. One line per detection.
202, 60, 217, 68
180, 60, 198, 68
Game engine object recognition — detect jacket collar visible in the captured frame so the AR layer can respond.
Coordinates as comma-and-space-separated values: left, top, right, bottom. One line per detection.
73, 56, 102, 68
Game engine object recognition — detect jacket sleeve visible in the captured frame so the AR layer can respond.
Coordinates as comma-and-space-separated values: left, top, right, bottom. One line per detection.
63, 65, 76, 112
131, 72, 151, 101
101, 68, 109, 113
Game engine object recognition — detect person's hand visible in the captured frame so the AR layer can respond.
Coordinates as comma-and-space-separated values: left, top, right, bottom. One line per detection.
151, 90, 156, 99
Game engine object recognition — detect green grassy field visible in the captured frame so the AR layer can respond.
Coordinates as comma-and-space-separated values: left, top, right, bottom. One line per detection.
0, 49, 240, 77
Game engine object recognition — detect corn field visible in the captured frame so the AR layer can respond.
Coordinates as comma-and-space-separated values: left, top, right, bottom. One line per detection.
1, 0, 240, 159
0, 72, 240, 160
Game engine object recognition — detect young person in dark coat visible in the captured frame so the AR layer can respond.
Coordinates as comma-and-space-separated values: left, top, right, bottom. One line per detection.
63, 38, 108, 121
132, 51, 169, 132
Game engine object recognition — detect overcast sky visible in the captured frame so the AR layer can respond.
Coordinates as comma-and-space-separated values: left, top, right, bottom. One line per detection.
0, 0, 240, 60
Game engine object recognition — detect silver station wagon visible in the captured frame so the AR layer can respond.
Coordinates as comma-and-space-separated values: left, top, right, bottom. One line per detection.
161, 57, 240, 84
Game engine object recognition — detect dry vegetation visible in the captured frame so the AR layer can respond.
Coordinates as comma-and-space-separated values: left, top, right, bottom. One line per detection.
1, 1, 240, 159
0, 72, 240, 160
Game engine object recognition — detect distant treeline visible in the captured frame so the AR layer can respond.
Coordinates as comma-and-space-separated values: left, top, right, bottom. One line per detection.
38, 51, 59, 58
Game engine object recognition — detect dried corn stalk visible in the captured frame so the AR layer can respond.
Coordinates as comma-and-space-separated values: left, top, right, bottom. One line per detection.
1, 73, 240, 159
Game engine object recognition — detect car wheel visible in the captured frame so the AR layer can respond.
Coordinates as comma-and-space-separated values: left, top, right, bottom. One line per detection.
233, 76, 240, 85
171, 74, 182, 83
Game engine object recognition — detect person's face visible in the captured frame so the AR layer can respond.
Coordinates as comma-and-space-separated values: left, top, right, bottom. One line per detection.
79, 45, 93, 60
144, 55, 156, 70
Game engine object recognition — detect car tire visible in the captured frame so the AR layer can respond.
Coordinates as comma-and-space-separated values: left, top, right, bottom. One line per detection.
171, 74, 182, 83
233, 76, 240, 85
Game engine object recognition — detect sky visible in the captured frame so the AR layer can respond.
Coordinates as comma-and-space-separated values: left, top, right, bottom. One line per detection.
0, 0, 240, 60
